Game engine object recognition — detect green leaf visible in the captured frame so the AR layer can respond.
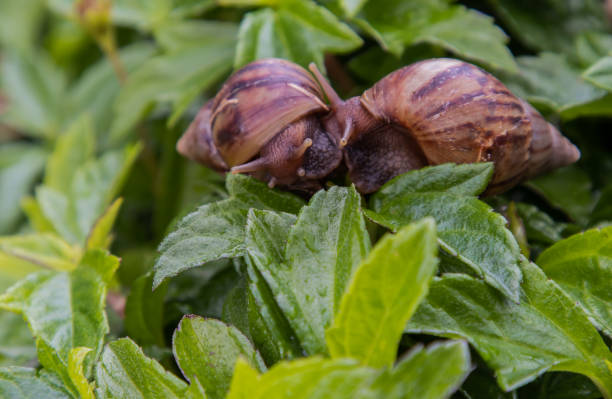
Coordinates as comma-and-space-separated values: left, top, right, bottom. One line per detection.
0, 254, 47, 294
357, 0, 516, 72
368, 165, 522, 301
485, 0, 607, 54
0, 367, 70, 399
227, 341, 470, 399
218, 0, 278, 5
95, 338, 188, 399
21, 196, 55, 234
515, 203, 565, 245
0, 312, 35, 367
125, 273, 167, 347
284, 185, 370, 320
154, 19, 238, 51
35, 186, 80, 244
67, 347, 95, 399
326, 218, 438, 368
559, 93, 612, 120
0, 143, 46, 234
234, 0, 362, 69
113, 0, 215, 30
225, 358, 259, 399
523, 372, 602, 399
48, 0, 214, 31
592, 184, 612, 225
167, 262, 239, 320
458, 368, 517, 399
0, 50, 67, 138
526, 166, 595, 225
36, 143, 141, 245
338, 0, 368, 18
44, 115, 96, 194
0, 250, 119, 395
222, 281, 251, 336
372, 340, 471, 399
234, 9, 287, 65
243, 211, 305, 360
185, 380, 208, 399
500, 53, 606, 117
174, 162, 228, 215
227, 357, 374, 399
80, 248, 122, 285
575, 32, 612, 67
369, 163, 494, 209
71, 143, 142, 223
172, 316, 266, 399
583, 56, 612, 91
506, 202, 529, 257
0, 0, 45, 53
248, 186, 370, 355
226, 174, 305, 214
537, 227, 612, 338
154, 198, 249, 287
347, 44, 446, 85
413, 6, 517, 73
241, 256, 304, 364
407, 261, 612, 396
25, 138, 134, 247
86, 198, 123, 250
110, 38, 235, 143
69, 43, 156, 138
354, 0, 444, 55
152, 19, 238, 126
0, 233, 78, 271
154, 175, 308, 287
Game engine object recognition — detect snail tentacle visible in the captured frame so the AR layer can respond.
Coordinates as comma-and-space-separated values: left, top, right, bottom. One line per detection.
295, 138, 313, 158
230, 157, 267, 174
267, 176, 277, 188
340, 117, 353, 148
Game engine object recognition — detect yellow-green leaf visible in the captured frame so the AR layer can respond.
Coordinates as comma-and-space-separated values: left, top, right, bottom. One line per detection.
96, 338, 188, 398
326, 218, 438, 368
407, 261, 612, 396
172, 316, 266, 399
68, 347, 95, 399
538, 227, 612, 338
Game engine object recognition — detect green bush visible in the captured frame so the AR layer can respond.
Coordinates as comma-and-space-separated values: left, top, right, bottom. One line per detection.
0, 0, 611, 398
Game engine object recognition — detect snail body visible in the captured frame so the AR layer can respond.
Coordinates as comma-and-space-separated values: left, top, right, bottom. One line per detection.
178, 57, 579, 195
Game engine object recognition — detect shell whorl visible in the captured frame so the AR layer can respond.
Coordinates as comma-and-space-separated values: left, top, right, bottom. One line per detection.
177, 100, 227, 171
210, 58, 329, 167
521, 100, 580, 178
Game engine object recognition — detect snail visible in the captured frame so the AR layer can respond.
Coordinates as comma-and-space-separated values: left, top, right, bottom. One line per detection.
178, 57, 580, 195
177, 58, 342, 190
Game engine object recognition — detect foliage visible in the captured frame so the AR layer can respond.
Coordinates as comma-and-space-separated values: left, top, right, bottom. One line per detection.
0, 0, 611, 398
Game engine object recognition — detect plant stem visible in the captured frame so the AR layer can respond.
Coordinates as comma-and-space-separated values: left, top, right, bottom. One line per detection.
97, 31, 127, 84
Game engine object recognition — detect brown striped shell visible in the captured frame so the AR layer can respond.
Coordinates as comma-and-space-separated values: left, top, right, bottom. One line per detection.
177, 58, 343, 189
177, 100, 227, 172
210, 59, 329, 166
325, 58, 580, 194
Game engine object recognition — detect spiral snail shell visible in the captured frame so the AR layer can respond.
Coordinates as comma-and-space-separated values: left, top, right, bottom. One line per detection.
178, 57, 580, 195
320, 58, 580, 194
178, 58, 342, 189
